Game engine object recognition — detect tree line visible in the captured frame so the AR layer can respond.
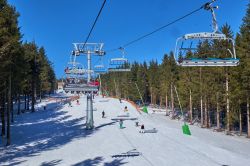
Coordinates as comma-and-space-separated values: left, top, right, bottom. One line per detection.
101, 3, 250, 137
0, 0, 56, 146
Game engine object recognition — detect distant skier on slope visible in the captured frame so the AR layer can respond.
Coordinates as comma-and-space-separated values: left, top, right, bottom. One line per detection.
140, 124, 145, 133
102, 110, 105, 118
119, 120, 124, 129
124, 106, 128, 112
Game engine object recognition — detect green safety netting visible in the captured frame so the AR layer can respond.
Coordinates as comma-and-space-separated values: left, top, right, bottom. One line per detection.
182, 123, 191, 135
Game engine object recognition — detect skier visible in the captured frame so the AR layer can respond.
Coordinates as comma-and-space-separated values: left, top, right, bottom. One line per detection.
124, 106, 128, 112
102, 110, 105, 118
119, 98, 122, 103
76, 100, 79, 105
119, 120, 123, 129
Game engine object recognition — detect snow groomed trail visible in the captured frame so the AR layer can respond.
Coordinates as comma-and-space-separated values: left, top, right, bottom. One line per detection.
1, 95, 250, 166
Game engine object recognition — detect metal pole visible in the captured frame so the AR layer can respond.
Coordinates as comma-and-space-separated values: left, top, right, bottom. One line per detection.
99, 74, 102, 95
87, 51, 91, 83
174, 85, 184, 117
135, 82, 144, 105
86, 93, 94, 129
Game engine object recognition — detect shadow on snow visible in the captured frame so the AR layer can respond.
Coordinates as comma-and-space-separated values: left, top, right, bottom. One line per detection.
40, 159, 62, 166
0, 102, 102, 165
72, 156, 128, 166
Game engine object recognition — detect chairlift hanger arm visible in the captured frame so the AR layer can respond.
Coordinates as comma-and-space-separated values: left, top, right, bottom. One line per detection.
203, 0, 219, 33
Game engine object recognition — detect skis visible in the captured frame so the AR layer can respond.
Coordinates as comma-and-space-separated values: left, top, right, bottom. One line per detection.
111, 117, 138, 121
112, 149, 141, 158
139, 128, 158, 133
117, 114, 130, 117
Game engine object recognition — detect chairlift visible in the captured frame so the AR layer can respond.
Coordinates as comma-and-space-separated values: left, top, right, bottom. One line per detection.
94, 65, 106, 74
64, 63, 86, 75
108, 47, 131, 72
174, 0, 239, 67
94, 57, 106, 74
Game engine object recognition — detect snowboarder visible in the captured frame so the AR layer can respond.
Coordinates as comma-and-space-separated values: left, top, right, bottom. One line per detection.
124, 106, 128, 112
102, 110, 105, 118
140, 124, 145, 133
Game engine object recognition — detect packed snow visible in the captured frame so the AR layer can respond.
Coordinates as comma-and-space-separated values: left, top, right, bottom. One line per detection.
1, 95, 250, 166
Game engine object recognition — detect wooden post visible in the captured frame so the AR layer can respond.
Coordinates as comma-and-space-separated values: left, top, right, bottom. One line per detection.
6, 74, 11, 146
226, 72, 230, 132
247, 96, 250, 138
171, 83, 174, 113
189, 89, 193, 122
239, 109, 242, 136
216, 92, 220, 129
27, 94, 30, 110
200, 67, 203, 127
166, 94, 168, 116
1, 92, 6, 137
24, 94, 27, 110
160, 96, 162, 107
205, 97, 208, 128
17, 93, 20, 115
201, 96, 203, 127
150, 87, 153, 104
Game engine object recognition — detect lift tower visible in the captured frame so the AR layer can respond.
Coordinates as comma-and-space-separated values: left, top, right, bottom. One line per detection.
72, 43, 105, 83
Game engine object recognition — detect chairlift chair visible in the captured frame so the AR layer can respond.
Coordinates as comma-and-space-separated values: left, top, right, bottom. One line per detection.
94, 64, 106, 74
94, 56, 107, 74
108, 47, 131, 72
174, 0, 239, 67
64, 63, 86, 75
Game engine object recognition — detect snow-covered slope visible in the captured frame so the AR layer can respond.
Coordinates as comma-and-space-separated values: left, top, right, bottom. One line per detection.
0, 95, 250, 166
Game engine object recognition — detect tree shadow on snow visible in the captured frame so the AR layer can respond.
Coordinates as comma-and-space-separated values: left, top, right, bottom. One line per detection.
72, 156, 127, 166
1, 160, 27, 166
12, 102, 66, 125
103, 159, 128, 166
95, 121, 116, 129
40, 159, 62, 166
0, 102, 101, 165
72, 157, 103, 166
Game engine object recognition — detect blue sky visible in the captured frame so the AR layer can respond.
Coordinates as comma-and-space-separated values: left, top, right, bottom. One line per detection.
8, 0, 249, 78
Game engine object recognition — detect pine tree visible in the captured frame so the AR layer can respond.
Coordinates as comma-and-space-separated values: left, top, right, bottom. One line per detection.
237, 2, 250, 137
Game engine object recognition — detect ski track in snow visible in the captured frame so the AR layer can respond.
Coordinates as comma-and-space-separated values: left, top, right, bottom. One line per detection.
0, 95, 250, 166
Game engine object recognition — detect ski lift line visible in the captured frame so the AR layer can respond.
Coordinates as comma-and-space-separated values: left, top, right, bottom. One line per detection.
106, 1, 214, 53
82, 0, 107, 51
